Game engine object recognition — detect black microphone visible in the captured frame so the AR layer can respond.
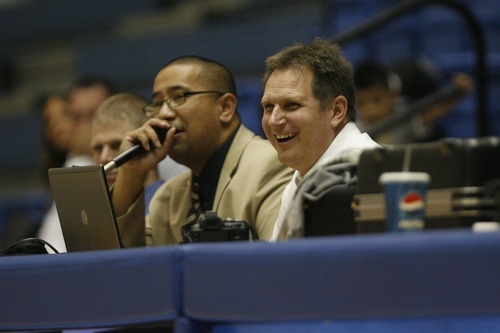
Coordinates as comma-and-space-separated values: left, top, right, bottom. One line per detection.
103, 127, 167, 174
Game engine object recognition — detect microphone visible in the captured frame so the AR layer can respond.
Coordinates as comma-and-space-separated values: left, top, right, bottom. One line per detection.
103, 127, 167, 174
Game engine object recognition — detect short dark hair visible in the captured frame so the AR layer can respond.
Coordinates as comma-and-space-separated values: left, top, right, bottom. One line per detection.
354, 60, 390, 90
263, 38, 356, 122
354, 60, 401, 94
165, 56, 237, 96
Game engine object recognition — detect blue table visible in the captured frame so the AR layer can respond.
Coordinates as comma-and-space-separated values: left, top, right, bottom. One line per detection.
0, 246, 180, 331
2, 230, 500, 332
181, 230, 500, 332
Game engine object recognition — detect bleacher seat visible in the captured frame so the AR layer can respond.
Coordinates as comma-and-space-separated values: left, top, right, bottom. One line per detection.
236, 78, 265, 138
75, 6, 321, 90
437, 95, 477, 139
431, 51, 500, 137
325, 0, 378, 33
489, 80, 500, 135
370, 23, 420, 62
0, 114, 43, 172
0, 0, 159, 44
419, 7, 473, 56
0, 190, 51, 250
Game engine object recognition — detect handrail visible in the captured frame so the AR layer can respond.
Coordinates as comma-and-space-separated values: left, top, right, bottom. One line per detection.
327, 0, 488, 137
365, 81, 467, 137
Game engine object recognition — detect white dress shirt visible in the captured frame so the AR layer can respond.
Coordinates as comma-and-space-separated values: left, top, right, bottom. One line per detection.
270, 122, 380, 241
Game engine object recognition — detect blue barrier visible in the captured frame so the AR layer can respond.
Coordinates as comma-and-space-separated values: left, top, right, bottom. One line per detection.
181, 231, 500, 332
2, 230, 500, 332
0, 246, 180, 331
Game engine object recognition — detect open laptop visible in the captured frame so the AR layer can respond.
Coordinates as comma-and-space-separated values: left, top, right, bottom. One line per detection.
48, 165, 124, 252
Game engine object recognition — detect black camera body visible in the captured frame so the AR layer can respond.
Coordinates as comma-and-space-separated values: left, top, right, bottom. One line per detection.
182, 211, 256, 243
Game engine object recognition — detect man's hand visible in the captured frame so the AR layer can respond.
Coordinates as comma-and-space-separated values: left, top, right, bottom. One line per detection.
119, 118, 176, 173
112, 118, 175, 217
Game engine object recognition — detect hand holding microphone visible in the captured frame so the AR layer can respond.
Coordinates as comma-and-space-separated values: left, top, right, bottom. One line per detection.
104, 121, 174, 173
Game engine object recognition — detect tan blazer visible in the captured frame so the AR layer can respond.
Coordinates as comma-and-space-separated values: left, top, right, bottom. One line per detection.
117, 125, 293, 246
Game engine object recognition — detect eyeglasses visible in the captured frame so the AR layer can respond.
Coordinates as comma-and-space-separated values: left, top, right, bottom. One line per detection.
143, 91, 225, 117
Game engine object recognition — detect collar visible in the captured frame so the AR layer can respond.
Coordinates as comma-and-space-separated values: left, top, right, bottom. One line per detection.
297, 122, 369, 181
197, 126, 239, 210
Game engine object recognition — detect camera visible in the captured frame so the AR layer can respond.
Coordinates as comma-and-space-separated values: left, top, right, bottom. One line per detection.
182, 211, 257, 243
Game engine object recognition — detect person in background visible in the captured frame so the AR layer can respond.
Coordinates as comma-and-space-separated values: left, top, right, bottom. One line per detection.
354, 59, 474, 145
39, 93, 72, 186
91, 92, 186, 215
260, 38, 380, 241
353, 60, 404, 144
111, 55, 293, 247
64, 77, 116, 164
37, 77, 114, 252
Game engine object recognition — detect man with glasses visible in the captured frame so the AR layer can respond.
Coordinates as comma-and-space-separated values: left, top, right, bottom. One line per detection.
112, 56, 293, 246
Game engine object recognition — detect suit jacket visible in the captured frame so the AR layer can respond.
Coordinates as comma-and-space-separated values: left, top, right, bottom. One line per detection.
117, 125, 293, 246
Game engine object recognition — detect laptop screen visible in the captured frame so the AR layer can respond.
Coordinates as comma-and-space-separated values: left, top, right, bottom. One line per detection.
48, 165, 124, 252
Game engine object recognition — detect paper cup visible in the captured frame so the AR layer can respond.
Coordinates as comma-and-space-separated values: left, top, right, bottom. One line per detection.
379, 172, 430, 232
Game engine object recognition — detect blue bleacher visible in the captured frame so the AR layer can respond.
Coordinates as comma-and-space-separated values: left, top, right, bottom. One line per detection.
0, 0, 159, 44
431, 51, 500, 137
236, 78, 265, 138
436, 96, 477, 138
0, 190, 51, 249
75, 10, 321, 89
0, 113, 47, 248
0, 114, 43, 171
325, 0, 499, 139
418, 6, 473, 56
70, 0, 499, 141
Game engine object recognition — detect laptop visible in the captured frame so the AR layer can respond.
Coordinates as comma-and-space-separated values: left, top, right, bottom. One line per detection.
48, 165, 124, 252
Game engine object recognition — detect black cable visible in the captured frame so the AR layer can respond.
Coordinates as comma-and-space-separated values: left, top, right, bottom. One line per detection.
247, 223, 259, 241
0, 237, 59, 256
